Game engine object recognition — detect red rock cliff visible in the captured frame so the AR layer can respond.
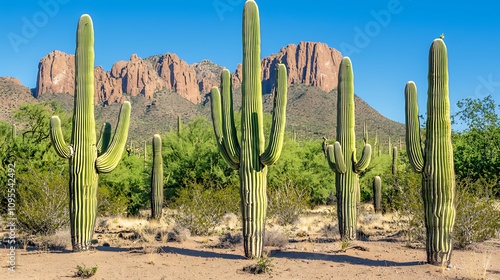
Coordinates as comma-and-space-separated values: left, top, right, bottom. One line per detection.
35, 42, 342, 104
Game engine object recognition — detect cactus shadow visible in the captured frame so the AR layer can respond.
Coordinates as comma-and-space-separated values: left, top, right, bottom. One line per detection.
160, 246, 246, 260
269, 250, 424, 267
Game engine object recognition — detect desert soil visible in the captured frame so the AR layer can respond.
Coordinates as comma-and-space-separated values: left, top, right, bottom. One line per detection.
1, 207, 499, 280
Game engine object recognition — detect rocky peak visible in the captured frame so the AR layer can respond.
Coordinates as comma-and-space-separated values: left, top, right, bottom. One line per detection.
35, 41, 342, 104
231, 42, 342, 94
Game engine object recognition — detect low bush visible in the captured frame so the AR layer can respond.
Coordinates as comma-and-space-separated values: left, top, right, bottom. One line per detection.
454, 178, 500, 249
267, 179, 310, 226
172, 183, 239, 236
15, 166, 69, 236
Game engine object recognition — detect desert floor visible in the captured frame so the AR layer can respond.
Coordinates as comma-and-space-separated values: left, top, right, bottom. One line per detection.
1, 206, 499, 280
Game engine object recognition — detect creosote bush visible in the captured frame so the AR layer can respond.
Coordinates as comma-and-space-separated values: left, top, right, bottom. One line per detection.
454, 178, 500, 249
267, 179, 310, 226
172, 183, 239, 236
16, 166, 69, 235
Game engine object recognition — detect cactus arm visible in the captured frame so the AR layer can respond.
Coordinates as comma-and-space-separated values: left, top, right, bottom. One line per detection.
405, 81, 424, 173
96, 122, 111, 155
220, 69, 241, 164
210, 86, 240, 170
50, 116, 72, 159
96, 101, 131, 173
354, 143, 372, 172
326, 142, 347, 174
261, 63, 287, 166
354, 122, 371, 172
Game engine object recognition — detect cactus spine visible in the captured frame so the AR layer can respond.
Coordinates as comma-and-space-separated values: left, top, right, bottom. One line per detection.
324, 57, 371, 240
150, 134, 163, 219
50, 14, 131, 251
373, 176, 382, 214
404, 38, 456, 266
210, 0, 287, 259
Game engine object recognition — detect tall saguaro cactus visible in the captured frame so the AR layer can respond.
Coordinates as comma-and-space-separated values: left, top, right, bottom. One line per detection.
405, 38, 455, 266
373, 176, 382, 214
324, 57, 371, 240
210, 0, 287, 259
50, 14, 131, 251
150, 134, 164, 219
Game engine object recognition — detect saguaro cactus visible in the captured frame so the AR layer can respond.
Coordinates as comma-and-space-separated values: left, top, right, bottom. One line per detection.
405, 38, 456, 266
210, 0, 287, 259
373, 176, 382, 214
150, 134, 164, 219
50, 14, 131, 251
324, 57, 371, 240
392, 146, 398, 177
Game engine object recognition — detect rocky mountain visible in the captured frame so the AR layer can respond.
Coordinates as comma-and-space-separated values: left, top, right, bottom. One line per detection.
35, 42, 342, 106
0, 77, 36, 123
1, 41, 404, 143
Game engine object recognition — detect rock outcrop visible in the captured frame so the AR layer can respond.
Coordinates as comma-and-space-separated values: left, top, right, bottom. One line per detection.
232, 42, 342, 94
35, 42, 342, 104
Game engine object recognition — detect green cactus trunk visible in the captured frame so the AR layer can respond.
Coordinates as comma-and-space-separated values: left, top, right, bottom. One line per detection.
392, 146, 398, 177
151, 134, 163, 220
210, 0, 287, 259
50, 15, 131, 251
324, 57, 371, 240
373, 176, 382, 214
405, 38, 456, 266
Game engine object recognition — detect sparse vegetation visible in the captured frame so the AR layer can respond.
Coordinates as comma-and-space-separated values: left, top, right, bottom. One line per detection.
243, 257, 274, 275
74, 264, 98, 279
172, 183, 239, 236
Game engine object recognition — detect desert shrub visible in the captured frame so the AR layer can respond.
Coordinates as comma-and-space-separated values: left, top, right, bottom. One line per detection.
15, 165, 69, 235
163, 118, 239, 202
216, 232, 242, 249
172, 183, 239, 236
267, 179, 309, 226
99, 154, 149, 216
243, 257, 274, 275
386, 157, 425, 243
268, 138, 335, 206
168, 225, 191, 242
74, 264, 98, 279
454, 178, 500, 249
263, 228, 288, 247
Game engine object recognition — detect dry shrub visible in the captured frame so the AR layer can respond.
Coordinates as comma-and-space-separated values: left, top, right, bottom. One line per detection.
454, 178, 500, 249
264, 227, 288, 248
172, 183, 239, 236
268, 180, 309, 226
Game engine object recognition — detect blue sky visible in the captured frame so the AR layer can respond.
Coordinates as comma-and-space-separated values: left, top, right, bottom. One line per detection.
1, 0, 499, 128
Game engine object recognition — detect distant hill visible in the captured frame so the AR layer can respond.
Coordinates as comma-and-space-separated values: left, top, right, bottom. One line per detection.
35, 83, 404, 147
0, 77, 36, 124
0, 40, 404, 148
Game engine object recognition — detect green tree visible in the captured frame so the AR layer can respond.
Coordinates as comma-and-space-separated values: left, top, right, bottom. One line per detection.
452, 95, 500, 196
163, 117, 238, 201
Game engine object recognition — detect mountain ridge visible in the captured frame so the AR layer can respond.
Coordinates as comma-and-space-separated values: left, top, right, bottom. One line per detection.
0, 41, 404, 145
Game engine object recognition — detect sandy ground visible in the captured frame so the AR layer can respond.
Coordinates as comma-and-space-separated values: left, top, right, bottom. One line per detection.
1, 207, 499, 280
